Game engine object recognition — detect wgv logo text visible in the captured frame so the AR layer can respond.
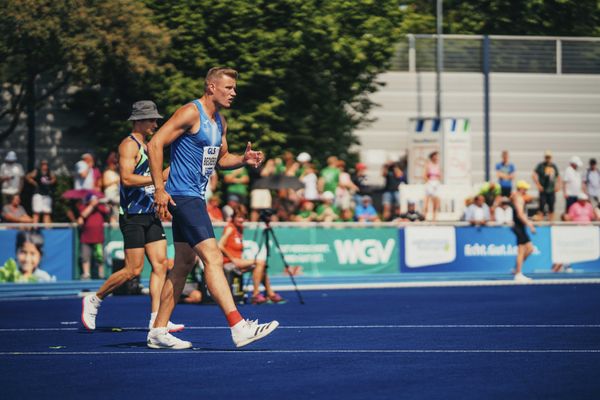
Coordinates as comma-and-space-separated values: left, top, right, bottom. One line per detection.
334, 239, 395, 265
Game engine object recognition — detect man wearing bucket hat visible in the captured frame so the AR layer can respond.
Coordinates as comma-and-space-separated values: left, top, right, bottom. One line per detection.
511, 180, 536, 283
82, 100, 184, 333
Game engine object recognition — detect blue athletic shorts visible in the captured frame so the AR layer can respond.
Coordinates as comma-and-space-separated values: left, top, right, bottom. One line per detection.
168, 196, 215, 247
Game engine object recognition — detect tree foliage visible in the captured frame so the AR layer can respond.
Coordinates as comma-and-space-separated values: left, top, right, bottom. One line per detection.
142, 0, 404, 161
0, 0, 169, 142
400, 0, 600, 36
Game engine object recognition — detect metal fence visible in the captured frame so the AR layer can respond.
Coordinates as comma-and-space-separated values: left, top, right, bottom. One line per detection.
390, 34, 600, 74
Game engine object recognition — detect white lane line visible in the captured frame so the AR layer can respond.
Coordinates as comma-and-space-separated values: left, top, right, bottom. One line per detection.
2, 324, 600, 332
1, 349, 600, 355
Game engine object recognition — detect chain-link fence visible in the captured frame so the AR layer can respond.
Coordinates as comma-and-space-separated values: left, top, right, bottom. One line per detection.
390, 34, 600, 74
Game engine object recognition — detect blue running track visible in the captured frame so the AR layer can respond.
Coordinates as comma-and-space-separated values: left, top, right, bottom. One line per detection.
1, 284, 600, 399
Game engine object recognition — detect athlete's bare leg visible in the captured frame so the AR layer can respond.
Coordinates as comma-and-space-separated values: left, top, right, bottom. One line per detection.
515, 242, 534, 275
96, 248, 145, 299
153, 242, 196, 328
195, 238, 237, 315
144, 239, 169, 313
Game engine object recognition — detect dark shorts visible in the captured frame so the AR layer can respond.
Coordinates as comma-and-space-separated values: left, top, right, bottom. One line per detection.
169, 196, 215, 247
119, 214, 166, 249
538, 192, 555, 214
512, 224, 531, 245
500, 186, 511, 197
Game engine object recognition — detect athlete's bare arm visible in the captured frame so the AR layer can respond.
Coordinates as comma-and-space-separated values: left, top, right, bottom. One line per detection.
119, 139, 169, 188
148, 104, 197, 219
217, 115, 264, 170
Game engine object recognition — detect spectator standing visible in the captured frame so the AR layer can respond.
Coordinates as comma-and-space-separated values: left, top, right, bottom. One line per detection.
532, 150, 561, 221
584, 158, 600, 207
77, 194, 108, 279
566, 193, 596, 223
351, 163, 370, 205
563, 156, 584, 213
26, 160, 56, 224
354, 195, 380, 222
299, 162, 319, 202
0, 151, 25, 206
249, 159, 274, 222
74, 153, 101, 190
423, 151, 442, 221
1, 194, 32, 223
222, 167, 249, 205
336, 160, 358, 212
318, 156, 340, 195
494, 197, 514, 224
496, 150, 515, 197
464, 195, 491, 226
102, 152, 120, 224
381, 161, 405, 221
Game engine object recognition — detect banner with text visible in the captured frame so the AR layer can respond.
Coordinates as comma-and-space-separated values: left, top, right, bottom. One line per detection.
400, 226, 553, 274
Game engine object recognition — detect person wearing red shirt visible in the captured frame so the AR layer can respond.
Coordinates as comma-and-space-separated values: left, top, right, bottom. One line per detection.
77, 194, 108, 279
218, 205, 283, 304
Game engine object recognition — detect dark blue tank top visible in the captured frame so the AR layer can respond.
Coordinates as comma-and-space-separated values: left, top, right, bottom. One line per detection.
119, 135, 155, 215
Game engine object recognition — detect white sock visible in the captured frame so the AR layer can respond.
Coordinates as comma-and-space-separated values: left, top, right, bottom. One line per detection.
150, 312, 157, 321
91, 294, 102, 304
230, 320, 246, 335
150, 327, 167, 335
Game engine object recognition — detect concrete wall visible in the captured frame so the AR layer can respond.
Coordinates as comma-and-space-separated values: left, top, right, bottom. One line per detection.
354, 72, 600, 192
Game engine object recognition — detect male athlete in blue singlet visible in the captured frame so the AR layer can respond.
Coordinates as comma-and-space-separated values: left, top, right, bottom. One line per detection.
147, 68, 278, 349
81, 101, 183, 332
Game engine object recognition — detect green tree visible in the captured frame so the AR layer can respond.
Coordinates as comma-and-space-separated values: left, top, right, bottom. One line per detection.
0, 0, 169, 167
398, 0, 600, 36
144, 0, 404, 162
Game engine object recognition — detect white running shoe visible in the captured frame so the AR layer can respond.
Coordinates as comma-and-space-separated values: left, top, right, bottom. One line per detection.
231, 319, 279, 348
148, 317, 185, 333
81, 294, 101, 330
514, 273, 533, 283
147, 328, 192, 349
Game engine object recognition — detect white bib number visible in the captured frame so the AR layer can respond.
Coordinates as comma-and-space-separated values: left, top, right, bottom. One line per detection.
202, 146, 220, 176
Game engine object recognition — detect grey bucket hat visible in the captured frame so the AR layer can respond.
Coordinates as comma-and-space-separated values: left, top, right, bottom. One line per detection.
128, 100, 163, 121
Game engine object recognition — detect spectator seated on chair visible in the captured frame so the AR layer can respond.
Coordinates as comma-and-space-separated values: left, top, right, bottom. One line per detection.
218, 205, 284, 305
464, 195, 491, 226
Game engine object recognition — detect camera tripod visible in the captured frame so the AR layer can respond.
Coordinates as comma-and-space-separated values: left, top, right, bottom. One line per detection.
252, 218, 305, 304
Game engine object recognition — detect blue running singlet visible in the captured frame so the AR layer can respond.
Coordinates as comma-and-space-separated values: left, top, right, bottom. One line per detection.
119, 135, 155, 215
166, 100, 223, 199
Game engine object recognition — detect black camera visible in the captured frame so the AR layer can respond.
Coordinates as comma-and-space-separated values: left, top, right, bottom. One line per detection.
259, 208, 276, 222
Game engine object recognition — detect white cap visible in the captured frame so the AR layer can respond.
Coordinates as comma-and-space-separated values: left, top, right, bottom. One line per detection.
570, 156, 583, 168
5, 151, 17, 162
321, 191, 335, 201
296, 152, 311, 163
578, 192, 589, 201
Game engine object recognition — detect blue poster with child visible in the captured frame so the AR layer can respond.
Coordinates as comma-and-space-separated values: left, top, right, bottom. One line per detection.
0, 228, 73, 282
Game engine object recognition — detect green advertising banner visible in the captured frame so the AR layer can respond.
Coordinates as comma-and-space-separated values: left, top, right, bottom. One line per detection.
101, 224, 399, 278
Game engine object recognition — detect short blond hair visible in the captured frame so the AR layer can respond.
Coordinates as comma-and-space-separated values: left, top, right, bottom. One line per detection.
204, 67, 238, 91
